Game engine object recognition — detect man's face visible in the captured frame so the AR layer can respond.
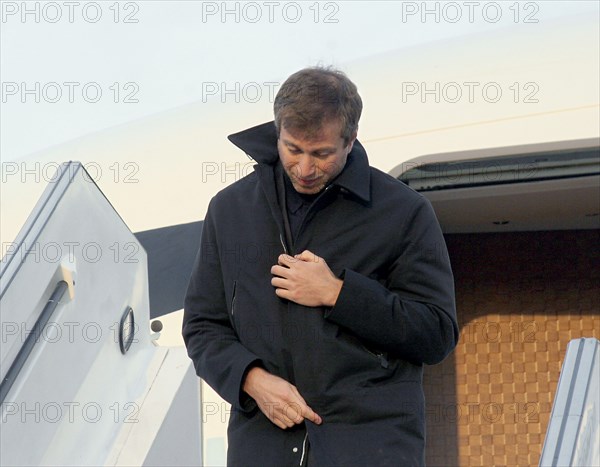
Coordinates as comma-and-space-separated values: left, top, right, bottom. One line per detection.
277, 119, 356, 195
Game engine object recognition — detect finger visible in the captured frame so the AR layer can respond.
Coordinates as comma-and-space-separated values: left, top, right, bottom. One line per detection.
263, 404, 294, 430
278, 254, 297, 267
290, 387, 322, 425
282, 402, 305, 425
302, 405, 323, 425
277, 413, 296, 429
291, 384, 304, 399
274, 288, 290, 300
271, 264, 291, 278
258, 402, 286, 430
273, 405, 300, 429
271, 277, 289, 289
272, 416, 289, 430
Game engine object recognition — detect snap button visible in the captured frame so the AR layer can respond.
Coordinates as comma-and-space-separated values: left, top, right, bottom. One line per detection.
292, 447, 298, 453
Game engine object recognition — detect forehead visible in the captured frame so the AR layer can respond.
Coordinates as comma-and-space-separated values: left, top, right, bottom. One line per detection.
280, 120, 344, 148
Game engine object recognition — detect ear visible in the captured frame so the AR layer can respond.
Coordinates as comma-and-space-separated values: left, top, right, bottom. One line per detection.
346, 130, 358, 154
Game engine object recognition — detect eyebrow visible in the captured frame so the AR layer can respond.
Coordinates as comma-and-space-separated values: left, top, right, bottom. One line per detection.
282, 139, 337, 154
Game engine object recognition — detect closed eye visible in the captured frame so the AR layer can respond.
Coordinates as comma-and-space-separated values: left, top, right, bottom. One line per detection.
285, 144, 302, 154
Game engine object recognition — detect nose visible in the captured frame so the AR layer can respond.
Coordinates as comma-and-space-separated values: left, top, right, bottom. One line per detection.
297, 154, 316, 179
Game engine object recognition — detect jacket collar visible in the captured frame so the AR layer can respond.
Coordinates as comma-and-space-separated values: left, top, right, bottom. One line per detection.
227, 121, 371, 203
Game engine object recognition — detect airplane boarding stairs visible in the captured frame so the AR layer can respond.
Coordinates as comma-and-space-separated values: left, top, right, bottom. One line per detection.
540, 338, 599, 467
0, 161, 202, 466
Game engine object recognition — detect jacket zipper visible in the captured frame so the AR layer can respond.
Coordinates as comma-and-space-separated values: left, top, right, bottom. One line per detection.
299, 431, 308, 466
231, 280, 237, 316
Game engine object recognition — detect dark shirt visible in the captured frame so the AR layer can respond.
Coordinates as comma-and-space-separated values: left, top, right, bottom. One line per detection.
282, 173, 321, 243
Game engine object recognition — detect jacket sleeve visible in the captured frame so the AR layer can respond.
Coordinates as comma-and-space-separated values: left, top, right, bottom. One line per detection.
324, 195, 458, 365
182, 199, 263, 411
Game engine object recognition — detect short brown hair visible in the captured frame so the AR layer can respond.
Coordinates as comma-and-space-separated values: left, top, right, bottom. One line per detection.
274, 66, 362, 144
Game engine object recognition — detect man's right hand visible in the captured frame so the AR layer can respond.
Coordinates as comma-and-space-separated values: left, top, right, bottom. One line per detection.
243, 367, 323, 430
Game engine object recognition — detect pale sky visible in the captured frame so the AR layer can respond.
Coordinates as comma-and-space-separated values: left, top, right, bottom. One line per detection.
1, 0, 599, 161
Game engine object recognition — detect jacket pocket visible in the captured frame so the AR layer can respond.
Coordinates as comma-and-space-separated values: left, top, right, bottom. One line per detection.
342, 329, 390, 369
358, 341, 389, 369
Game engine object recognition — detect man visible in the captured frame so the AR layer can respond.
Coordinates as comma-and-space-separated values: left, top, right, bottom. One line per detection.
183, 67, 458, 466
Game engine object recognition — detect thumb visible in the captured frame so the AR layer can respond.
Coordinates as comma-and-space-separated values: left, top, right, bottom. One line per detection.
295, 249, 319, 263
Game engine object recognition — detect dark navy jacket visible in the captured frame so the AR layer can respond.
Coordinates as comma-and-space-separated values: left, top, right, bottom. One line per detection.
182, 121, 458, 466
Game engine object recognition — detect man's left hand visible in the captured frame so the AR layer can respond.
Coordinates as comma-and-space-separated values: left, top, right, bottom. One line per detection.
271, 250, 343, 307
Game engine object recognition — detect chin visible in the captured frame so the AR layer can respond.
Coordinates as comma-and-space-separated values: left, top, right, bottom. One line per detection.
293, 183, 324, 194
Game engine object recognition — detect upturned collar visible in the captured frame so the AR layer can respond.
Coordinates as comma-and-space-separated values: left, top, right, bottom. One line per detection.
228, 121, 371, 203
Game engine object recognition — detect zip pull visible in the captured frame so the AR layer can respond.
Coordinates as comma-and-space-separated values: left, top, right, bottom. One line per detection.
378, 353, 389, 369
362, 343, 390, 369
279, 233, 289, 255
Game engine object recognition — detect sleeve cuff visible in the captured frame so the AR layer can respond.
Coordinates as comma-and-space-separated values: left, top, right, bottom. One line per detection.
324, 268, 375, 329
237, 359, 264, 412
